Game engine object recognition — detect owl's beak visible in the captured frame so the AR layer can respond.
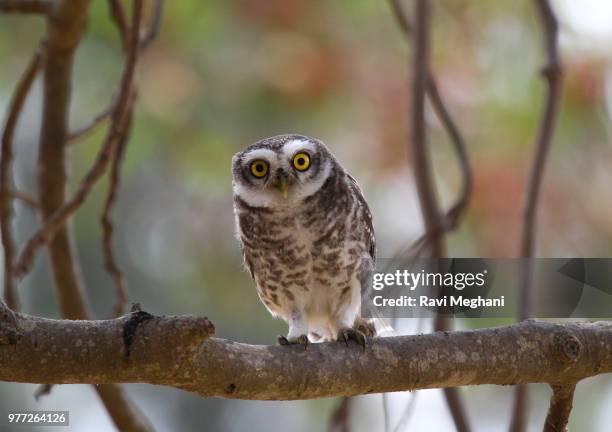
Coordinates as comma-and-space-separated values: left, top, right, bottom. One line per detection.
278, 176, 289, 199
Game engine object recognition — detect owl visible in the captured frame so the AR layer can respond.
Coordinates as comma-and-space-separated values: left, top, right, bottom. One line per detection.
232, 134, 376, 347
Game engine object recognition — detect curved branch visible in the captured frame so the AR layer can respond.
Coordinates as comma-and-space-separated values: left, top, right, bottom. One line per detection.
102, 105, 133, 317
23, 1, 152, 430
13, 0, 143, 279
411, 0, 444, 257
0, 313, 608, 402
388, 0, 472, 234
67, 103, 113, 144
409, 2, 472, 431
514, 1, 563, 430
10, 189, 39, 209
0, 43, 44, 310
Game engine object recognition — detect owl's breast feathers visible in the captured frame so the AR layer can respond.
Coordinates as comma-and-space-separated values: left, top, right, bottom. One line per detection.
234, 168, 375, 320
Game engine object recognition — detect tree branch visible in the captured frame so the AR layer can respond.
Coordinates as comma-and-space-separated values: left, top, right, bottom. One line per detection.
1, 43, 44, 311
409, 2, 471, 431
19, 1, 152, 430
107, 0, 128, 50
328, 397, 350, 432
14, 0, 143, 280
67, 102, 113, 144
0, 313, 608, 401
543, 384, 575, 432
102, 104, 133, 317
514, 1, 563, 430
388, 0, 473, 235
140, 0, 164, 50
11, 189, 39, 209
411, 0, 444, 258
519, 0, 563, 333
0, 0, 54, 14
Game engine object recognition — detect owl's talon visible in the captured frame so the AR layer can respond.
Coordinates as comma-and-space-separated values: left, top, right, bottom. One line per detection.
337, 328, 367, 351
277, 334, 308, 348
355, 319, 376, 337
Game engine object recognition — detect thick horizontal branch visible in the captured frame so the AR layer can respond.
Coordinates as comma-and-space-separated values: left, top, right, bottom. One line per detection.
1, 314, 610, 400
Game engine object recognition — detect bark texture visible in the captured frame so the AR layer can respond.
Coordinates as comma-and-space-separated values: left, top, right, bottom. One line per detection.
1, 314, 609, 401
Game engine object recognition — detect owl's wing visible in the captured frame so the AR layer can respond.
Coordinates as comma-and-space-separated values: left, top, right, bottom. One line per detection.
242, 247, 255, 279
347, 173, 397, 336
347, 173, 375, 261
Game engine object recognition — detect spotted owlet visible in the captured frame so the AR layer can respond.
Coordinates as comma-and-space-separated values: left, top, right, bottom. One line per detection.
232, 134, 376, 346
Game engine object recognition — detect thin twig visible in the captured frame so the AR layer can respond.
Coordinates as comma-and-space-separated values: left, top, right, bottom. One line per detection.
140, 0, 164, 50
388, 0, 472, 233
27, 0, 151, 430
388, 0, 413, 34
101, 0, 163, 317
513, 1, 563, 431
102, 99, 133, 317
427, 76, 472, 229
542, 384, 575, 432
411, 0, 443, 256
328, 397, 350, 432
107, 0, 128, 50
33, 383, 52, 400
67, 103, 114, 144
0, 43, 44, 310
14, 0, 144, 280
0, 0, 54, 14
11, 190, 39, 209
518, 0, 563, 318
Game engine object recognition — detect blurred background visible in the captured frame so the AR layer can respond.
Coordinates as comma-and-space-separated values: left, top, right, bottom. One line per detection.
1, 0, 612, 430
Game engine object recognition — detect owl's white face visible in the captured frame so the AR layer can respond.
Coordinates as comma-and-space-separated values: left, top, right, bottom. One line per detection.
232, 135, 334, 208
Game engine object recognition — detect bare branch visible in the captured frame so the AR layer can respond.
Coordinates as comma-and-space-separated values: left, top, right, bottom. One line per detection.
33, 383, 52, 400
409, 2, 472, 431
11, 189, 39, 209
411, 0, 444, 257
432, 317, 471, 432
514, 2, 563, 430
427, 77, 472, 230
543, 384, 576, 432
107, 0, 128, 50
388, 0, 413, 33
1, 43, 44, 311
388, 0, 472, 235
22, 1, 152, 430
0, 0, 54, 14
102, 101, 133, 317
140, 0, 164, 50
14, 0, 144, 280
519, 0, 563, 328
67, 102, 113, 144
0, 314, 608, 401
328, 397, 350, 432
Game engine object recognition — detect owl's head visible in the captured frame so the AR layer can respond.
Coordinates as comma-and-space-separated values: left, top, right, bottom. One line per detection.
232, 134, 335, 208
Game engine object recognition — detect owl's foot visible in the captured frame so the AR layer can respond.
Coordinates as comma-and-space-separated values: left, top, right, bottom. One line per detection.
277, 334, 308, 348
354, 318, 376, 337
337, 328, 367, 351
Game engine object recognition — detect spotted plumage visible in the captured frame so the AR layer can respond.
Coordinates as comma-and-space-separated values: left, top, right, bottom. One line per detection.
232, 134, 375, 344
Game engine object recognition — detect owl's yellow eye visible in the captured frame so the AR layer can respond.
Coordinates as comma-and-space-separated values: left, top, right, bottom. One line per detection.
292, 152, 311, 171
250, 160, 269, 178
